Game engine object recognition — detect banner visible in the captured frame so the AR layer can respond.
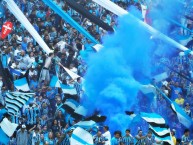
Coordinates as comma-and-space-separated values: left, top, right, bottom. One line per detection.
1, 21, 13, 39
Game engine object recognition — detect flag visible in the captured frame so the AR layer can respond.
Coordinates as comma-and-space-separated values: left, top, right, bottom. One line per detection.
60, 64, 81, 80
156, 87, 193, 128
171, 102, 193, 128
153, 72, 168, 82
140, 112, 166, 126
71, 127, 94, 145
61, 84, 77, 95
50, 76, 77, 95
0, 117, 18, 137
8, 66, 26, 76
92, 44, 104, 52
71, 106, 88, 120
0, 110, 18, 144
5, 92, 34, 115
1, 21, 13, 39
140, 112, 173, 145
50, 76, 61, 88
63, 99, 79, 114
14, 77, 30, 92
85, 115, 107, 123
0, 128, 9, 144
140, 85, 156, 95
74, 120, 96, 129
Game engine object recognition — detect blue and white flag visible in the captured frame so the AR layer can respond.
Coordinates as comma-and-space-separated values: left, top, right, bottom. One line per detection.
5, 92, 34, 115
71, 127, 94, 145
140, 112, 166, 125
171, 102, 193, 128
140, 85, 156, 95
153, 72, 168, 82
0, 111, 18, 144
50, 76, 77, 95
8, 66, 26, 76
140, 112, 173, 145
74, 120, 96, 130
14, 77, 30, 92
50, 76, 61, 88
61, 84, 77, 95
63, 99, 79, 113
0, 117, 18, 137
156, 87, 193, 128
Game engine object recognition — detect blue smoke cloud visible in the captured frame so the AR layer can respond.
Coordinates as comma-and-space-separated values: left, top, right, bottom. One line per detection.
82, 0, 187, 134
82, 12, 154, 133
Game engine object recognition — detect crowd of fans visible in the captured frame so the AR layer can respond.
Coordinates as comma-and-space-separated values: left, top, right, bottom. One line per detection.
0, 0, 192, 144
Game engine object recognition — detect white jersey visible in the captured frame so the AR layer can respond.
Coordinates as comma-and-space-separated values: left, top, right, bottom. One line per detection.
103, 131, 111, 145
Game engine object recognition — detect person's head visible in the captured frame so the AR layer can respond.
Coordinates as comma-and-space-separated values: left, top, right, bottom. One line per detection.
56, 97, 62, 105
43, 125, 48, 131
53, 119, 58, 125
40, 133, 44, 139
35, 127, 39, 133
171, 129, 176, 136
147, 131, 153, 138
97, 131, 102, 137
185, 103, 190, 109
126, 129, 131, 136
48, 131, 54, 139
184, 129, 190, 136
114, 131, 121, 138
138, 130, 143, 136
178, 93, 183, 98
56, 132, 61, 138
175, 82, 179, 87
103, 126, 109, 132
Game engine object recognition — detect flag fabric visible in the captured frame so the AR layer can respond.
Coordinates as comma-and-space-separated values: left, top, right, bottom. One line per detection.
8, 66, 26, 76
153, 72, 168, 82
140, 112, 166, 125
63, 66, 81, 80
74, 120, 96, 130
71, 106, 88, 120
140, 112, 173, 145
0, 110, 18, 144
0, 128, 9, 144
14, 77, 30, 92
71, 127, 94, 145
50, 76, 61, 88
156, 87, 193, 128
50, 76, 77, 95
0, 117, 18, 137
140, 85, 156, 95
92, 44, 104, 52
171, 102, 193, 128
85, 115, 107, 123
63, 99, 79, 114
61, 84, 77, 95
1, 21, 13, 39
5, 92, 34, 115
